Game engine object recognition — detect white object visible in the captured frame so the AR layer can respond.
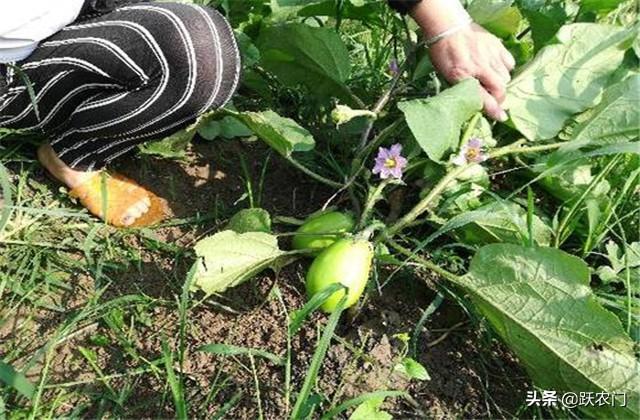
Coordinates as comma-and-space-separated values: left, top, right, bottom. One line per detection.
425, 16, 474, 47
0, 0, 84, 63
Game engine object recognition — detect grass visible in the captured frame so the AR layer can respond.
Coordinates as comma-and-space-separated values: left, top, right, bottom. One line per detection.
0, 140, 203, 416
0, 141, 380, 417
2, 121, 637, 419
0, 138, 538, 417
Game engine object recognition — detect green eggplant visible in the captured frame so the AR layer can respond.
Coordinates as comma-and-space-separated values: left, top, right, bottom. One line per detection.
305, 238, 373, 313
292, 211, 355, 254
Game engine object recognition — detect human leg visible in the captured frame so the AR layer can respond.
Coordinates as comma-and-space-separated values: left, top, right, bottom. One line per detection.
0, 2, 241, 225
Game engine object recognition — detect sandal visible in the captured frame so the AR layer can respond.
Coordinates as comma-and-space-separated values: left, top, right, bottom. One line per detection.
69, 172, 171, 227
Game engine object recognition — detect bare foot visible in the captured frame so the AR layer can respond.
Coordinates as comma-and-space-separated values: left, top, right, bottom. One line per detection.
37, 143, 151, 226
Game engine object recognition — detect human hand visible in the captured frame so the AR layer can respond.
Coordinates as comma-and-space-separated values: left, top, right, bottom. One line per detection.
428, 23, 515, 121
410, 0, 516, 121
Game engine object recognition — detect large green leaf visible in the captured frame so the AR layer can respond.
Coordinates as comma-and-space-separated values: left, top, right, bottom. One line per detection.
225, 109, 315, 157
505, 23, 636, 141
192, 230, 293, 295
451, 200, 552, 246
516, 0, 570, 51
567, 74, 640, 148
257, 23, 352, 102
538, 162, 610, 203
458, 244, 639, 419
468, 0, 522, 38
398, 79, 483, 162
581, 0, 626, 13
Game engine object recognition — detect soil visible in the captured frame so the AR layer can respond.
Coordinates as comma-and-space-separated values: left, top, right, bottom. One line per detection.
1, 138, 530, 418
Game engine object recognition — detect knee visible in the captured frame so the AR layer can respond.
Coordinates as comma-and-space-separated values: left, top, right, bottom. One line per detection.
187, 5, 241, 110
159, 3, 241, 110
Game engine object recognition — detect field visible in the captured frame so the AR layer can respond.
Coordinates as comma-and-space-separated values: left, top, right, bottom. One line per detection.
1, 0, 639, 419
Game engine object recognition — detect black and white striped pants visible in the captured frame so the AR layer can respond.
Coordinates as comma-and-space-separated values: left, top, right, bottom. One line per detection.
0, 2, 240, 171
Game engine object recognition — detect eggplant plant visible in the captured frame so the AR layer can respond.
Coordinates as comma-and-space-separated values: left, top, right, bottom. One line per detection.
178, 0, 640, 418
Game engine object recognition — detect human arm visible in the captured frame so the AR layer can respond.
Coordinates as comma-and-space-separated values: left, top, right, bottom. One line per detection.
390, 0, 515, 121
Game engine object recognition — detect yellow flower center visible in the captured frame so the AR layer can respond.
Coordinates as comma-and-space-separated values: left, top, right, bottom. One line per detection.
384, 158, 396, 168
466, 148, 479, 160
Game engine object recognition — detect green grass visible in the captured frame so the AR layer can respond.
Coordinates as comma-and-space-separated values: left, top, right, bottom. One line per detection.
0, 141, 426, 418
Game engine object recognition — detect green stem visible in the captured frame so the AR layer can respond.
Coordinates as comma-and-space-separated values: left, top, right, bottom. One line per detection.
358, 220, 386, 241
357, 49, 411, 151
488, 140, 565, 159
379, 165, 467, 240
358, 179, 393, 230
460, 113, 481, 144
387, 240, 463, 286
347, 89, 366, 109
322, 118, 404, 210
285, 157, 343, 189
355, 118, 405, 165
379, 139, 567, 240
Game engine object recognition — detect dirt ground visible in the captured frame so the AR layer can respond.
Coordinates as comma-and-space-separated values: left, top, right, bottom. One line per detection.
2, 138, 530, 418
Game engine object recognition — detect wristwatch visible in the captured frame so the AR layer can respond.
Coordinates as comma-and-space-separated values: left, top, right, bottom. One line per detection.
387, 0, 423, 14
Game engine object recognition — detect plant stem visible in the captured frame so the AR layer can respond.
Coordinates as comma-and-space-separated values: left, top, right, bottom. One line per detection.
488, 140, 565, 159
355, 118, 405, 165
285, 156, 343, 188
322, 118, 404, 210
379, 165, 467, 240
357, 54, 411, 150
347, 88, 366, 109
336, 47, 414, 214
387, 240, 463, 286
379, 139, 568, 239
358, 179, 393, 230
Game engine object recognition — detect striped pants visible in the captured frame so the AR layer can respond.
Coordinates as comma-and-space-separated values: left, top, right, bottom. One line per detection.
0, 2, 240, 171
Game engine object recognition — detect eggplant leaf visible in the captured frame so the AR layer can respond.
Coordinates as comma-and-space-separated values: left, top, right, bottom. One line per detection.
225, 109, 315, 157
398, 79, 483, 162
459, 244, 639, 419
192, 231, 294, 295
257, 23, 352, 103
450, 200, 552, 246
505, 23, 636, 141
567, 74, 640, 148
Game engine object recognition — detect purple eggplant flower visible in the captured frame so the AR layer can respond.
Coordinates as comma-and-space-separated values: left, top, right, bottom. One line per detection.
452, 137, 488, 166
373, 143, 407, 179
389, 58, 400, 76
